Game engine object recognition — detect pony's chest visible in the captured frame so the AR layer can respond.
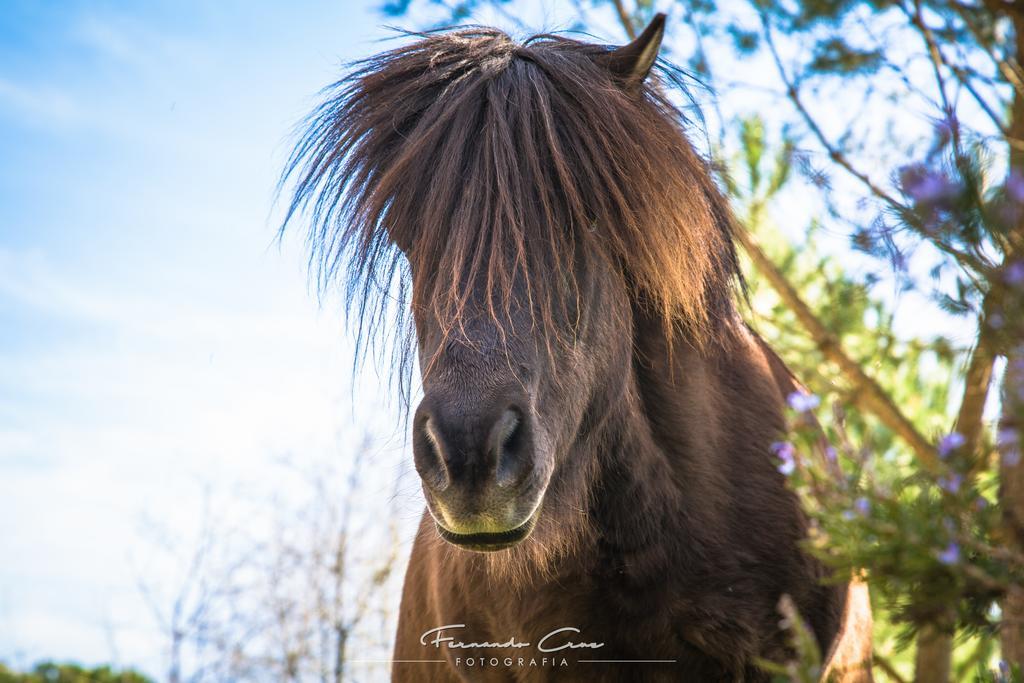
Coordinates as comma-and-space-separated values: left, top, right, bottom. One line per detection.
475, 577, 764, 674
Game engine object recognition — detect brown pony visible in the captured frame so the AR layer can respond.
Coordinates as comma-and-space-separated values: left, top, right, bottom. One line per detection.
283, 14, 872, 682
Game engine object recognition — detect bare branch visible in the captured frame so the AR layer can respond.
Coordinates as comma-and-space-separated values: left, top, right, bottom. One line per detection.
949, 1, 1024, 94
872, 652, 908, 683
611, 0, 636, 39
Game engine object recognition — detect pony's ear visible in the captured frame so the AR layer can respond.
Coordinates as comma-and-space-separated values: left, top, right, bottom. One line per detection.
598, 13, 666, 87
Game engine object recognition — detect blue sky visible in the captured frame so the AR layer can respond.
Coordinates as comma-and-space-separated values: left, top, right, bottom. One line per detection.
0, 0, 987, 676
0, 0, 417, 672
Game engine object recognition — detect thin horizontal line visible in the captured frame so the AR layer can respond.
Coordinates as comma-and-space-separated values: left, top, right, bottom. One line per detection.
578, 659, 677, 663
348, 660, 445, 663
351, 658, 678, 664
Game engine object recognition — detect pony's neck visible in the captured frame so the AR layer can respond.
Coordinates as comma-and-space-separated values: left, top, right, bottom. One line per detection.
580, 307, 739, 576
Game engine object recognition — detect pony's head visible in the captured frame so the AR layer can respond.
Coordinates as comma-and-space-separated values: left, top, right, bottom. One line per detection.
283, 15, 740, 556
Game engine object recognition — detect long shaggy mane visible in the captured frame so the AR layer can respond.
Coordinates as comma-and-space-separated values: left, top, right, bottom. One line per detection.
280, 27, 742, 395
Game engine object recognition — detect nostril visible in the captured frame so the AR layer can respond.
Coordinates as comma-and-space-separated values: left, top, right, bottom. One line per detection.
491, 408, 521, 453
492, 408, 527, 487
415, 416, 450, 491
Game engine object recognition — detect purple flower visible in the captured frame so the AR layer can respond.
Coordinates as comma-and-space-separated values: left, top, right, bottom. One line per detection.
772, 441, 797, 476
787, 392, 820, 413
1005, 261, 1024, 287
772, 441, 795, 457
935, 114, 958, 145
998, 429, 1020, 467
938, 474, 963, 494
938, 432, 966, 458
996, 200, 1024, 230
825, 446, 838, 462
937, 542, 960, 565
899, 165, 959, 203
1012, 347, 1024, 372
854, 497, 870, 516
1008, 171, 1024, 202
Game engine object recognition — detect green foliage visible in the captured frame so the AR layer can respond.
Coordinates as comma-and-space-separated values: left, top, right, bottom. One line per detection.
777, 395, 1018, 679
727, 25, 760, 54
728, 116, 957, 451
0, 662, 152, 683
807, 38, 884, 76
760, 0, 901, 31
727, 116, 1019, 679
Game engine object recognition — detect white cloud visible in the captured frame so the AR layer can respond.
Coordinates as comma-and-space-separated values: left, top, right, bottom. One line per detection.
0, 77, 82, 127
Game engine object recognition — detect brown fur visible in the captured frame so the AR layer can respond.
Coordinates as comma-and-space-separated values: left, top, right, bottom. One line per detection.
283, 23, 871, 682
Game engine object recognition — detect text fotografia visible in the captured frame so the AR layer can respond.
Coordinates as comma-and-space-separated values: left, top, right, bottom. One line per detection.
457, 655, 570, 669
421, 624, 602, 667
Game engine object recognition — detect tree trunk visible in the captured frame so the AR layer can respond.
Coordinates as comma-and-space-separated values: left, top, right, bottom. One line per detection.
1001, 344, 1024, 666
334, 624, 348, 683
914, 620, 953, 683
999, 9, 1024, 671
169, 630, 183, 683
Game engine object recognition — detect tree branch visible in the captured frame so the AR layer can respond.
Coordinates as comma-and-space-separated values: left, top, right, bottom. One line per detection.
611, 0, 635, 39
949, 1, 1024, 95
873, 651, 908, 683
735, 227, 941, 473
757, 11, 983, 274
958, 300, 998, 469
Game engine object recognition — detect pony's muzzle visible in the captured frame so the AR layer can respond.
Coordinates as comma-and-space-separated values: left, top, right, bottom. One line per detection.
412, 394, 548, 551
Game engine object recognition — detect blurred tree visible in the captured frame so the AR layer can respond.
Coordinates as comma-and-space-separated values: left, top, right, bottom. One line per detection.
0, 662, 152, 683
670, 2, 1024, 680
136, 435, 404, 683
733, 113, 1011, 682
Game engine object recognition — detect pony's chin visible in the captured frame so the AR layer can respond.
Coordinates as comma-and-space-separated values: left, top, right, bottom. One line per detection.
434, 506, 541, 552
